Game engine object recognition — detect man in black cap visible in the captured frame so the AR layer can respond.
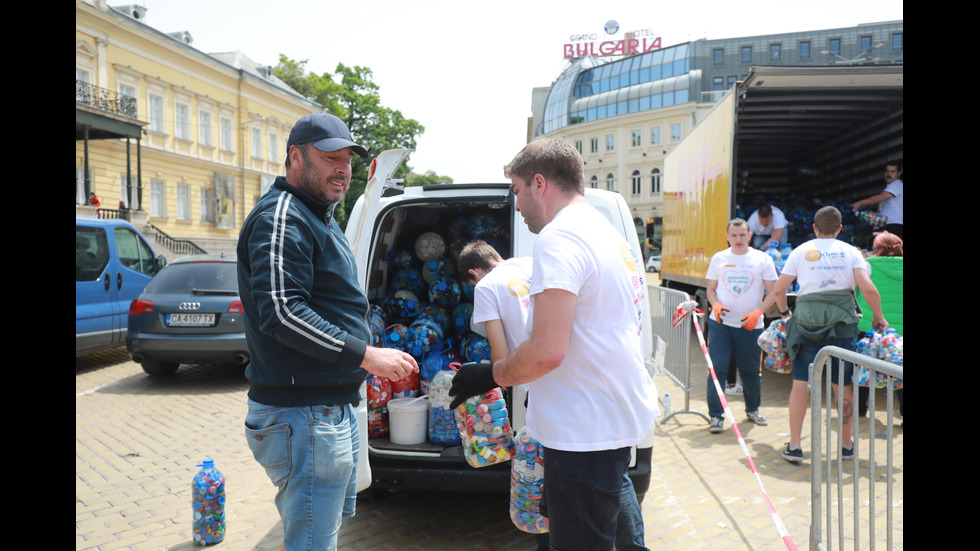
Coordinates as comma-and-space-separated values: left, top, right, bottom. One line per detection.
238, 112, 418, 551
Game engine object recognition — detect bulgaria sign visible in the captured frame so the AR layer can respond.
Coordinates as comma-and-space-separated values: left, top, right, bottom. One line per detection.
564, 27, 662, 59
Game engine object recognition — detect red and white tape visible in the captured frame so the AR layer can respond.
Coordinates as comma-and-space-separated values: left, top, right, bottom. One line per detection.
674, 301, 798, 551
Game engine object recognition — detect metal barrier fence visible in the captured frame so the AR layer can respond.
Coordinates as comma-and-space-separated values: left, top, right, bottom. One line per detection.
647, 285, 708, 423
809, 346, 903, 551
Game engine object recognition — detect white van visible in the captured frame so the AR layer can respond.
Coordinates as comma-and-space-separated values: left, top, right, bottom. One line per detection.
345, 150, 656, 499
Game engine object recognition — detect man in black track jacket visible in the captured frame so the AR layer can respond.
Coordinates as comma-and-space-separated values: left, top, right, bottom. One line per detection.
238, 112, 417, 551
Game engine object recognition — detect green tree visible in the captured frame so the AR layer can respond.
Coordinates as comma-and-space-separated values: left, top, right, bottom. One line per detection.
406, 170, 453, 187
274, 57, 426, 229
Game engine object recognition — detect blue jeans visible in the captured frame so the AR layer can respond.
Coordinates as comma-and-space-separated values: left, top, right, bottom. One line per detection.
707, 318, 763, 419
244, 400, 359, 551
791, 336, 857, 385
540, 446, 635, 551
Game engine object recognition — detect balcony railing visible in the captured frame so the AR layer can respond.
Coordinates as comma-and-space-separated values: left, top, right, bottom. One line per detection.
76, 80, 138, 119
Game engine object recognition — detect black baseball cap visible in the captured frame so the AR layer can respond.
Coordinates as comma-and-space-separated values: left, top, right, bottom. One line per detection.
288, 112, 368, 158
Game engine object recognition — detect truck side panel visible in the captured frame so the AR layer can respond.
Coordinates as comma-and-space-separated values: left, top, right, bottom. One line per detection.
662, 90, 735, 288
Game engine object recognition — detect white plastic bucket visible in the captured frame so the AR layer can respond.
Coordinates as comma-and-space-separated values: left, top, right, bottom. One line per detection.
387, 396, 429, 445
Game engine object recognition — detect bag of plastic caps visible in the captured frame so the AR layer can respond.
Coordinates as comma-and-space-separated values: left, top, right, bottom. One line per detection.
855, 329, 903, 389
510, 427, 547, 534
427, 366, 462, 446
366, 375, 392, 438
757, 318, 792, 374
453, 373, 515, 468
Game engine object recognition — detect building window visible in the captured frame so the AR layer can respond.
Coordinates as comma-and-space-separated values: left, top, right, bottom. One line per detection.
120, 174, 137, 209
829, 38, 841, 56
799, 41, 811, 60
741, 46, 752, 64
150, 179, 166, 218
199, 111, 213, 146
651, 168, 661, 194
251, 127, 263, 159
574, 140, 583, 154
220, 117, 232, 151
631, 170, 641, 195
200, 186, 214, 223
670, 123, 682, 143
605, 134, 615, 152
590, 175, 598, 189
176, 184, 190, 221
769, 44, 781, 62
891, 33, 903, 51
119, 83, 136, 101
590, 137, 599, 154
713, 77, 724, 91
631, 130, 642, 148
149, 95, 164, 133
650, 127, 661, 145
269, 133, 279, 164
713, 49, 724, 65
175, 103, 190, 140
727, 76, 738, 89
860, 35, 872, 53
606, 173, 614, 192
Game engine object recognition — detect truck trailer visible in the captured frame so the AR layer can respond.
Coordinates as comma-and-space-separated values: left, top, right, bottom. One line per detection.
660, 64, 903, 305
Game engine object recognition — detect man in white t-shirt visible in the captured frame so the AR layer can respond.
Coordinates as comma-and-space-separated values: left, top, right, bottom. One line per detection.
458, 239, 649, 551
450, 137, 658, 550
747, 204, 789, 249
705, 219, 779, 433
850, 162, 904, 239
773, 206, 887, 464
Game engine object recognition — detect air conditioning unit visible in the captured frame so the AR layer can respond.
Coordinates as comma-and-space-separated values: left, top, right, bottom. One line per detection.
111, 4, 147, 21
166, 30, 194, 45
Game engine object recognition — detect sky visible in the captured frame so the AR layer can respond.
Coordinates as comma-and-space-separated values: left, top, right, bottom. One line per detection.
137, 0, 902, 183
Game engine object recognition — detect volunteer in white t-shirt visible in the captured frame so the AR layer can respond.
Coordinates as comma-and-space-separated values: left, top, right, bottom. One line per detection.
450, 138, 657, 550
850, 162, 904, 239
773, 206, 888, 464
747, 204, 789, 249
458, 239, 649, 551
704, 218, 779, 433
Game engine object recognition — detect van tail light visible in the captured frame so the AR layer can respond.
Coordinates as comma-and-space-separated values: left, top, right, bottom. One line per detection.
130, 299, 154, 315
228, 300, 244, 314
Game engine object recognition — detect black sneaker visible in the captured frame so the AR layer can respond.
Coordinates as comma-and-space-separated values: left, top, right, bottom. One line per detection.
782, 444, 803, 463
842, 446, 854, 459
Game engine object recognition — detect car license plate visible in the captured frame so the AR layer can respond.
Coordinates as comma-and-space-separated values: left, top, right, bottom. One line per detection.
166, 313, 216, 327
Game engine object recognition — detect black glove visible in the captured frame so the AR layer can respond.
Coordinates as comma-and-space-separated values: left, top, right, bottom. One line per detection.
449, 361, 497, 409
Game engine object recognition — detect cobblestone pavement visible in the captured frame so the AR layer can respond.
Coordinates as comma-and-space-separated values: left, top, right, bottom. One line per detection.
77, 320, 902, 550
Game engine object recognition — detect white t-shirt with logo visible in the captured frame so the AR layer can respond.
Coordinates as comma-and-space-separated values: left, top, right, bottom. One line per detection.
471, 257, 533, 353
524, 203, 658, 452
706, 247, 778, 330
780, 238, 867, 297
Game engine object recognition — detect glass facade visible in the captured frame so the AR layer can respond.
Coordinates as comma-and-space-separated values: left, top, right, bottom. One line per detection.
542, 43, 693, 134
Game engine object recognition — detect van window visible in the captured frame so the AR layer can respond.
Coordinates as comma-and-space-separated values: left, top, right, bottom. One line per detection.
114, 227, 155, 275
76, 226, 110, 282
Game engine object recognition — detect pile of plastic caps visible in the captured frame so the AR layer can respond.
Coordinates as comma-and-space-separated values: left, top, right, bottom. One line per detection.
509, 428, 548, 534
757, 318, 793, 374
366, 215, 506, 441
454, 385, 515, 468
854, 328, 904, 388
